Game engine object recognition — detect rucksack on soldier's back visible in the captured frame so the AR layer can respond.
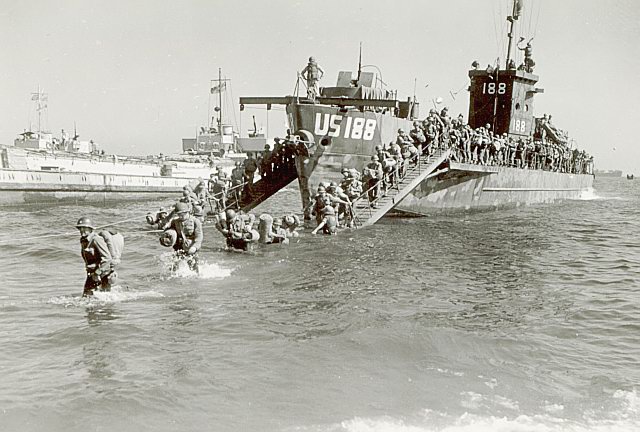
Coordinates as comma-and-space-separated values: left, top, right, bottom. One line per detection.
98, 229, 124, 265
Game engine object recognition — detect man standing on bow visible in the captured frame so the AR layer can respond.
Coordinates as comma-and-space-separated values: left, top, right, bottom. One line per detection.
301, 56, 324, 101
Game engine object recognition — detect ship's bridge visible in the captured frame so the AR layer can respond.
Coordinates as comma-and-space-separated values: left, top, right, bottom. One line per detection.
315, 70, 417, 120
320, 70, 392, 101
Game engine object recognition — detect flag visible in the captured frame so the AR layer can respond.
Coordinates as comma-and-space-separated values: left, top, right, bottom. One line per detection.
210, 82, 226, 94
514, 0, 523, 19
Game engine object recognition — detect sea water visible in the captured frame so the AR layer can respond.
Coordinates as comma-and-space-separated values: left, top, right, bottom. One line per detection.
0, 179, 638, 432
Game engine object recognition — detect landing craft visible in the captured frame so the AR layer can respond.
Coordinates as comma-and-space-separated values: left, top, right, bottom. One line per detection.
240, 0, 594, 222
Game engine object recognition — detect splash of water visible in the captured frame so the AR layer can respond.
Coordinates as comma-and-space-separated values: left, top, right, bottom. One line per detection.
47, 284, 164, 307
158, 251, 234, 280
575, 188, 625, 201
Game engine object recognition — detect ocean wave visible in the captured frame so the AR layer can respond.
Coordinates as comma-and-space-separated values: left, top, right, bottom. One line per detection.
295, 389, 640, 432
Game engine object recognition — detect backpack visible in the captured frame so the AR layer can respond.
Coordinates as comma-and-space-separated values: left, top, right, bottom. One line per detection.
97, 230, 125, 266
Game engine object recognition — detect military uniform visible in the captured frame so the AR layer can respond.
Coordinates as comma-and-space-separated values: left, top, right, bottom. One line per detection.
169, 213, 203, 271
80, 231, 115, 296
301, 57, 324, 100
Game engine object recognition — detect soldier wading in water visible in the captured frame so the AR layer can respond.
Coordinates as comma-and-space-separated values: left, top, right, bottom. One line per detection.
76, 216, 123, 297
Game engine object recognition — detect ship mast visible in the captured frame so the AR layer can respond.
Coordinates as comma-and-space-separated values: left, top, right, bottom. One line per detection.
505, 0, 522, 69
210, 68, 231, 130
31, 85, 48, 133
218, 67, 222, 129
356, 42, 362, 83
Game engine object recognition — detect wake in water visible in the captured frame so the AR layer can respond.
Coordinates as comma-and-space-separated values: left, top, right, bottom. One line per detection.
575, 188, 625, 201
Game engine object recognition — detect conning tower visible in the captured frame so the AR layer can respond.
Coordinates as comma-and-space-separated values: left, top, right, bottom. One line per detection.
468, 0, 543, 137
468, 67, 541, 137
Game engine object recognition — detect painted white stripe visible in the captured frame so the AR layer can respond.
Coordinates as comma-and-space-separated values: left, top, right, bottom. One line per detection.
483, 187, 584, 192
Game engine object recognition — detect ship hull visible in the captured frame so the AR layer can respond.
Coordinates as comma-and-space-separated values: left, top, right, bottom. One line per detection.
397, 163, 593, 214
286, 102, 594, 214
0, 168, 198, 207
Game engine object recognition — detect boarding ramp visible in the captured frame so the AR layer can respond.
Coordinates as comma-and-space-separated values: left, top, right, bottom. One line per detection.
351, 148, 451, 228
226, 167, 298, 213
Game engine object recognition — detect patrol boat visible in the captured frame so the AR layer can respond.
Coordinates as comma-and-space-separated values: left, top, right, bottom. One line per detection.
239, 1, 594, 221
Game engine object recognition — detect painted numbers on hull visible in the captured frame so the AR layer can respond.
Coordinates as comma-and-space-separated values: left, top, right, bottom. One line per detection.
314, 113, 376, 140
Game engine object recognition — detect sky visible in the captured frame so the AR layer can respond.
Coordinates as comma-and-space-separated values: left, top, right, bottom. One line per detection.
1, 0, 638, 172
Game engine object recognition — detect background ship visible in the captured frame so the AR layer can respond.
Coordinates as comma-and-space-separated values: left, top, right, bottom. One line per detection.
181, 69, 268, 157
0, 76, 259, 208
594, 169, 622, 178
239, 0, 594, 219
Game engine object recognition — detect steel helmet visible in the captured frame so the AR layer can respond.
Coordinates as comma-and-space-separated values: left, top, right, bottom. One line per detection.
273, 217, 282, 226
175, 202, 190, 214
225, 209, 236, 220
309, 56, 316, 63
317, 186, 326, 193
75, 216, 94, 229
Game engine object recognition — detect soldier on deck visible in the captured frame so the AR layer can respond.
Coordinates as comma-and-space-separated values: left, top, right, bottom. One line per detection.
518, 40, 535, 73
301, 56, 324, 101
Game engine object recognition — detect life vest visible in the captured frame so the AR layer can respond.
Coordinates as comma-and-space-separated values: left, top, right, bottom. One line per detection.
160, 229, 177, 248
283, 214, 300, 230
244, 158, 258, 173
323, 215, 337, 234
97, 230, 124, 266
306, 63, 319, 80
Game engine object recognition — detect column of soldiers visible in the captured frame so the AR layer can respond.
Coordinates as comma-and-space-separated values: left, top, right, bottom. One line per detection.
400, 107, 593, 175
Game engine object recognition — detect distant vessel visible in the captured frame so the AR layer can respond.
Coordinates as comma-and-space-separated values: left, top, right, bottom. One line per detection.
627, 174, 634, 180
240, 0, 593, 218
0, 85, 245, 207
594, 169, 623, 178
181, 69, 267, 157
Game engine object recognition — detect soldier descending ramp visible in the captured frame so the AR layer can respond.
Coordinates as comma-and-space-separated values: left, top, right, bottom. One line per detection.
351, 149, 451, 228
226, 160, 299, 213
